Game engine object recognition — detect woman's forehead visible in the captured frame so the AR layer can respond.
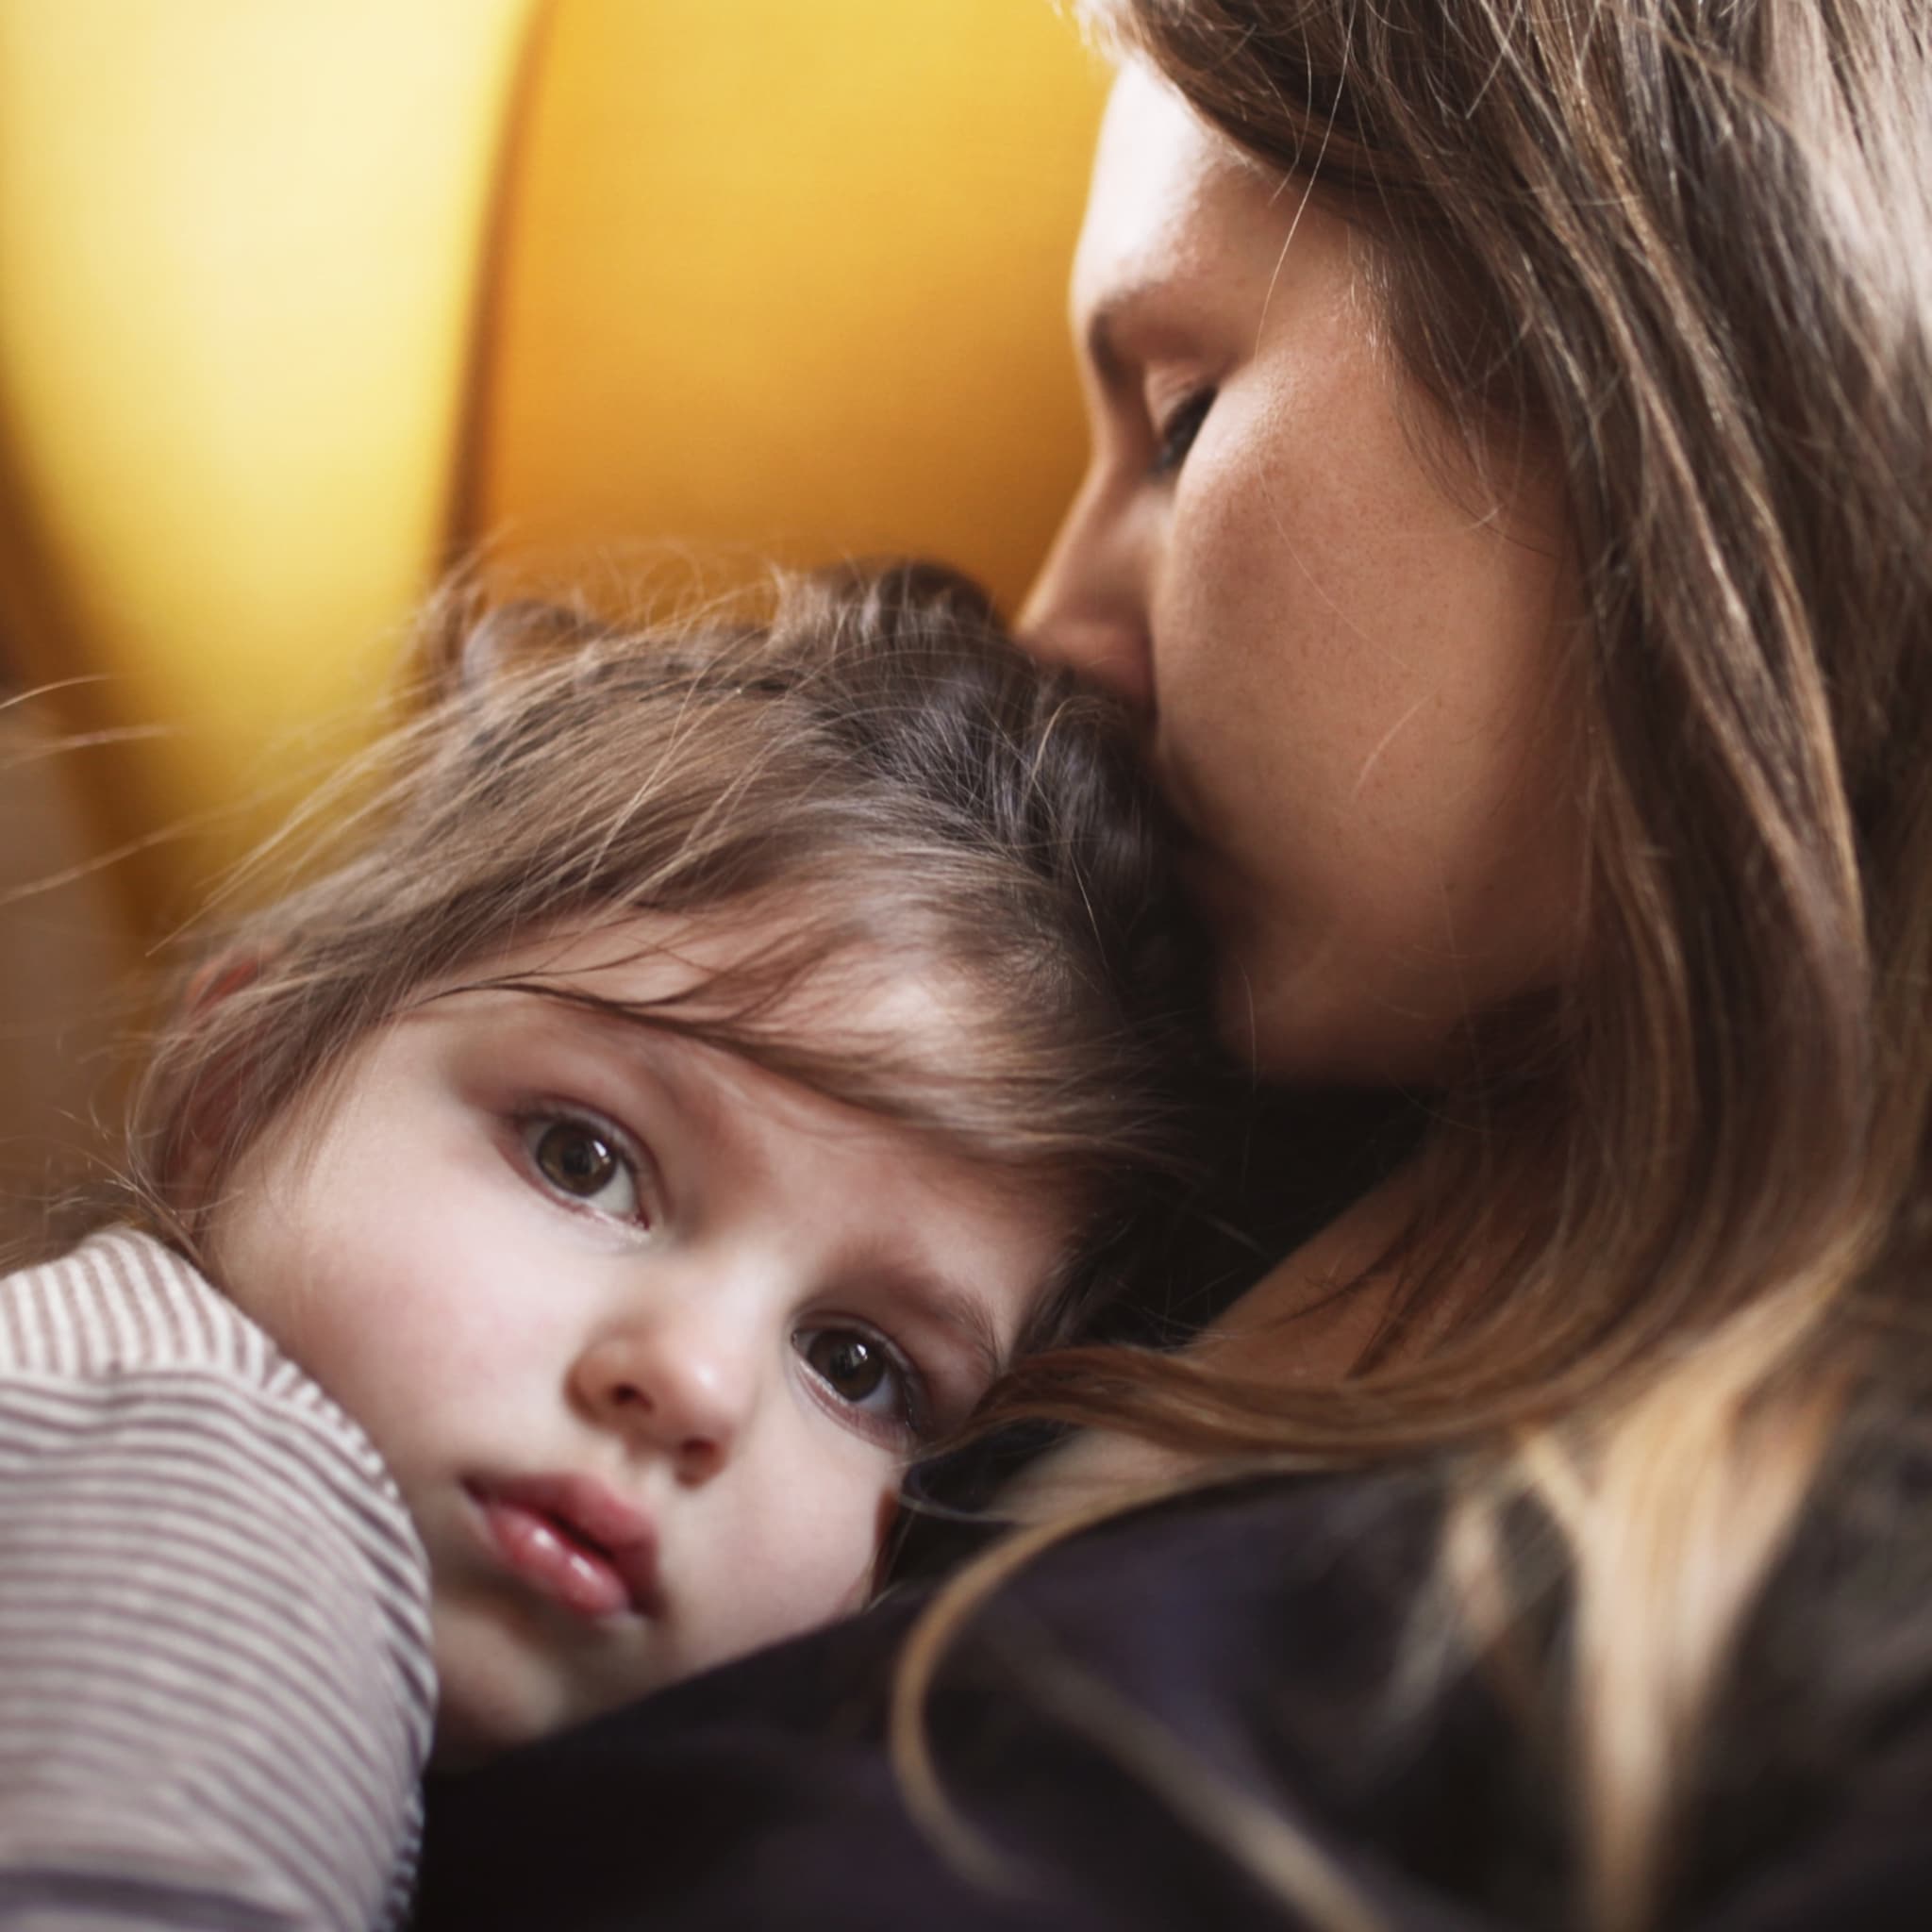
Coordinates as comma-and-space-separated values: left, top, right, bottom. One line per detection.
1073, 64, 1293, 348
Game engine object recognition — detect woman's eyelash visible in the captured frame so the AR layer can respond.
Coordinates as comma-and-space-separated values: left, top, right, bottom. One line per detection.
1150, 386, 1216, 477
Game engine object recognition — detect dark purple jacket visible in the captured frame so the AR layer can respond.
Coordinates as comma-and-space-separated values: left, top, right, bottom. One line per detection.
414, 1469, 1932, 1930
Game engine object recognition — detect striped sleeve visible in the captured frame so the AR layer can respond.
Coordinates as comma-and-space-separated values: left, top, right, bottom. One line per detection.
0, 1230, 436, 1931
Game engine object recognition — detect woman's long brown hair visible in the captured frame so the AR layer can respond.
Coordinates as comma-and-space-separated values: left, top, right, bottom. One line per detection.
897, 6, 1932, 1927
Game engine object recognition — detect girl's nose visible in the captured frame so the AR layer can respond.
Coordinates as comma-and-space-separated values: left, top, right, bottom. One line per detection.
1016, 471, 1156, 711
570, 1309, 757, 1485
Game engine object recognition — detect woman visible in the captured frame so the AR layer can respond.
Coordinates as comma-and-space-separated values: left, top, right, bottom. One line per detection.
414, 3, 1932, 1927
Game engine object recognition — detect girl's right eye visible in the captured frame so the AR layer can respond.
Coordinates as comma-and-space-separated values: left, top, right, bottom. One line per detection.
520, 1115, 647, 1225
793, 1324, 931, 1448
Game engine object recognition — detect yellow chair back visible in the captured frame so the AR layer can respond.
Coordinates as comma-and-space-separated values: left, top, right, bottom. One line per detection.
0, 0, 1104, 933
0, 0, 537, 926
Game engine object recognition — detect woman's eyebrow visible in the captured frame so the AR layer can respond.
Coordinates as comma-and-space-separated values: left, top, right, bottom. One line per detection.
1085, 295, 1133, 389
1085, 286, 1161, 391
1084, 281, 1198, 395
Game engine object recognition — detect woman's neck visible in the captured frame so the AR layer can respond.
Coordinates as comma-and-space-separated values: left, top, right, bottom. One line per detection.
997, 1166, 1427, 1523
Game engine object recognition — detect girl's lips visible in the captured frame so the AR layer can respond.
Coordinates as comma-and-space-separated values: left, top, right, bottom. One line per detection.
466, 1474, 662, 1621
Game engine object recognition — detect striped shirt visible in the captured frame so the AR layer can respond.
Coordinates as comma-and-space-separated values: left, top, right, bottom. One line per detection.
0, 1229, 435, 1930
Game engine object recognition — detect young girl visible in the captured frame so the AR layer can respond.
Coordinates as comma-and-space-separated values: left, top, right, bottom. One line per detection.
0, 563, 1210, 1931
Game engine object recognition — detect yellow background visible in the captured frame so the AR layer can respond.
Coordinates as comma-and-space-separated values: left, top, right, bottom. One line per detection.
0, 0, 1107, 931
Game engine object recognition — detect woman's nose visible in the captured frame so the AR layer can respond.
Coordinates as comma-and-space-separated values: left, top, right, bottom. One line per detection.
570, 1310, 756, 1485
1016, 474, 1156, 711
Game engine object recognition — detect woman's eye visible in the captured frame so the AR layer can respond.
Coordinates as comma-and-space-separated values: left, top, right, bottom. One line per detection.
795, 1326, 926, 1440
1150, 386, 1215, 478
523, 1116, 643, 1223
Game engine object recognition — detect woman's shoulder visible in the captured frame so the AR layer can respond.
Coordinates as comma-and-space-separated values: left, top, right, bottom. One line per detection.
415, 1466, 1932, 1932
414, 1477, 1451, 1931
1678, 1393, 1932, 1924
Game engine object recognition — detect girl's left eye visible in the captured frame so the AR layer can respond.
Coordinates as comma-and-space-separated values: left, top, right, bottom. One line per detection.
521, 1115, 645, 1224
795, 1325, 928, 1442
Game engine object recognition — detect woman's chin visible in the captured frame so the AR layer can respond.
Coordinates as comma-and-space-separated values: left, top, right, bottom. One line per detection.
1211, 934, 1460, 1089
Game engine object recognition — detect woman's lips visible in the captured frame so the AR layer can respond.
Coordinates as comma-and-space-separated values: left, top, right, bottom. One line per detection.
465, 1474, 662, 1621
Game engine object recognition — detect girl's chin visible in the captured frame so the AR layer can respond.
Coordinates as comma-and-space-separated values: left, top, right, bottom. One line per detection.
427, 1609, 579, 1768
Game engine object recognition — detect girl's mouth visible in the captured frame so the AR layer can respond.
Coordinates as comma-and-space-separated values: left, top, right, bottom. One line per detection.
464, 1474, 663, 1621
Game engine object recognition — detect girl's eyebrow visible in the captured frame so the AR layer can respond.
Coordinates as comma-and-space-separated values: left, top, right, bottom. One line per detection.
530, 990, 748, 1166
425, 973, 747, 1158
502, 987, 1019, 1368
846, 1257, 1008, 1384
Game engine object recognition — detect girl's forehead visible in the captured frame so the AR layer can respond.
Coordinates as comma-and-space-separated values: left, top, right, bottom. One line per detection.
438, 905, 973, 1046
406, 905, 1034, 1170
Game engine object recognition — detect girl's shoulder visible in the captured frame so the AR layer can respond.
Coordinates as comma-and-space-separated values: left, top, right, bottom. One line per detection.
0, 1224, 411, 1515
2, 1226, 263, 1379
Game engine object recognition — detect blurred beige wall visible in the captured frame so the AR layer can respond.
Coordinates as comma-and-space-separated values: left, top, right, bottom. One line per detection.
0, 696, 125, 1247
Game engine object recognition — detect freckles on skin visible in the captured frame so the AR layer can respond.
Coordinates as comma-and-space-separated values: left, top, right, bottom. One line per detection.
1162, 215, 1581, 1064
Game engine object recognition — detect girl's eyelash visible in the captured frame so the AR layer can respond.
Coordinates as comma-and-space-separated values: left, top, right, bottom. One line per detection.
795, 1320, 938, 1447
1150, 385, 1216, 477
513, 1104, 655, 1227
872, 1328, 934, 1440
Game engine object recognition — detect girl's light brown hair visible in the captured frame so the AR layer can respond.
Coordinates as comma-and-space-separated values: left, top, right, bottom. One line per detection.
900, 5, 1932, 1927
118, 560, 1212, 1354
